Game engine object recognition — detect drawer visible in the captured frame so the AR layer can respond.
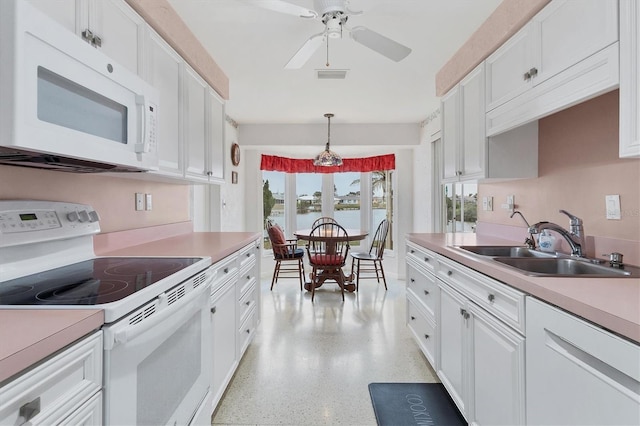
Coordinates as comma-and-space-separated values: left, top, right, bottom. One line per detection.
238, 280, 257, 325
237, 267, 256, 298
407, 296, 437, 367
209, 255, 239, 294
58, 391, 102, 426
237, 308, 257, 357
406, 241, 438, 275
406, 263, 437, 320
0, 331, 102, 426
437, 255, 525, 333
237, 240, 260, 273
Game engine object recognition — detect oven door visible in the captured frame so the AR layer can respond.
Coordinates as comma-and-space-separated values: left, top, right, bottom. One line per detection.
1, 0, 159, 171
103, 281, 212, 426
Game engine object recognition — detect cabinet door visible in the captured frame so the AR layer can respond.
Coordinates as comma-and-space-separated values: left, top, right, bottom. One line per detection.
437, 282, 467, 417
207, 89, 226, 182
441, 86, 460, 181
459, 64, 486, 179
468, 303, 524, 426
211, 282, 238, 410
532, 0, 618, 85
91, 0, 145, 76
485, 24, 534, 111
184, 65, 209, 182
620, 0, 640, 158
27, 0, 82, 35
147, 30, 184, 177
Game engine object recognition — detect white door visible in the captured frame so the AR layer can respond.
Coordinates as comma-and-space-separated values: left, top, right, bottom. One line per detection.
441, 86, 460, 181
460, 63, 485, 180
184, 65, 209, 182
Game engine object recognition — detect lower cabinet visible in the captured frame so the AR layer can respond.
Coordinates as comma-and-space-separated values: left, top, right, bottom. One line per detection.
526, 297, 640, 425
208, 239, 261, 413
0, 331, 103, 425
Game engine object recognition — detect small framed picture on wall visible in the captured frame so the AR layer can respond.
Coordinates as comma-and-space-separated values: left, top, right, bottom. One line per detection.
231, 171, 238, 184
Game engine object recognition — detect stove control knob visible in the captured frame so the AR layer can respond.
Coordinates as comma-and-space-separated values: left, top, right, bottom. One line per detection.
88, 210, 100, 223
67, 211, 80, 222
78, 210, 90, 222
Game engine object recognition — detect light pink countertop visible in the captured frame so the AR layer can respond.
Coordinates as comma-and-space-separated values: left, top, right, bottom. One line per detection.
0, 309, 104, 383
408, 233, 640, 344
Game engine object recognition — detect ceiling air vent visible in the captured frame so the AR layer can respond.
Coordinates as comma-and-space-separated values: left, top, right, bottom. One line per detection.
316, 69, 348, 79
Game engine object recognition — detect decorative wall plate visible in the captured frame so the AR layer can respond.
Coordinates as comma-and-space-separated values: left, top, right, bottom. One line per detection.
231, 143, 240, 166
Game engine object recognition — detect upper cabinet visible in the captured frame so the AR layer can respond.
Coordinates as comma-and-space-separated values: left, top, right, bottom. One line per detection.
485, 0, 619, 136
27, 0, 144, 76
441, 63, 538, 183
620, 0, 640, 158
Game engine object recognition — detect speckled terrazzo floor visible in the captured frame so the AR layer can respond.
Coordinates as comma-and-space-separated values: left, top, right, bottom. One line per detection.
210, 268, 438, 425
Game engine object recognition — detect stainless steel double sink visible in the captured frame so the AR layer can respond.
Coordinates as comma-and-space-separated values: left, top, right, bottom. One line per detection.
454, 245, 638, 278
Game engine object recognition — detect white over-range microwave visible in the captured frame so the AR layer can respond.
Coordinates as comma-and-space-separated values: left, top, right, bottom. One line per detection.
0, 0, 159, 173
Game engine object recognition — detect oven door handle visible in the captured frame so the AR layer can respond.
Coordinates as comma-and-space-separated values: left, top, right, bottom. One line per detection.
104, 281, 211, 350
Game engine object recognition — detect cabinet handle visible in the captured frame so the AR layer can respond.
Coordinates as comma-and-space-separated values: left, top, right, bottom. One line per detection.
19, 397, 40, 424
245, 301, 251, 306
488, 294, 495, 303
460, 308, 470, 319
523, 71, 531, 80
246, 329, 251, 334
246, 252, 251, 257
411, 249, 415, 254
410, 316, 416, 320
211, 307, 216, 314
447, 270, 453, 276
424, 257, 429, 262
207, 171, 213, 176
424, 290, 429, 295
224, 267, 229, 274
424, 334, 430, 340
410, 278, 415, 283
247, 275, 251, 280
529, 67, 538, 78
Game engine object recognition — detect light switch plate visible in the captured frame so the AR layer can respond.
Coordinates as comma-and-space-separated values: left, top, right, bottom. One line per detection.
145, 193, 153, 211
605, 194, 621, 219
135, 193, 144, 211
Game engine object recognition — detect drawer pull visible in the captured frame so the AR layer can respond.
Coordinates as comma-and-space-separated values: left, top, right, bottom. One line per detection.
410, 316, 416, 320
247, 275, 251, 280
424, 290, 429, 295
447, 270, 453, 276
424, 257, 429, 262
246, 252, 251, 257
224, 267, 229, 274
411, 249, 415, 254
410, 278, 415, 283
246, 329, 251, 334
488, 294, 495, 303
460, 308, 470, 320
19, 397, 40, 424
424, 334, 430, 340
211, 307, 216, 314
245, 301, 251, 306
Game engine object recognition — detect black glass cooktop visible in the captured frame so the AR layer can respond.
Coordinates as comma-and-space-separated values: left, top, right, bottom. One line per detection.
0, 257, 203, 306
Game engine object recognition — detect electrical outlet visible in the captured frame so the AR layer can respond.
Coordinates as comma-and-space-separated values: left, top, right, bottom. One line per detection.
145, 193, 153, 211
482, 197, 488, 211
487, 196, 493, 211
135, 193, 144, 211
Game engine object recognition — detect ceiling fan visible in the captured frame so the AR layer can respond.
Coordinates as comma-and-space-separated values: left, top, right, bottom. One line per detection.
242, 0, 412, 69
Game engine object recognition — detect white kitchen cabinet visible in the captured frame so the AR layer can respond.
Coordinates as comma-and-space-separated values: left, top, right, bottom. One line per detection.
184, 64, 226, 183
620, 0, 640, 158
442, 64, 485, 182
27, 0, 144, 76
0, 331, 103, 425
146, 28, 184, 178
526, 297, 640, 425
485, 0, 619, 136
208, 239, 261, 413
442, 63, 538, 182
406, 242, 439, 367
436, 255, 526, 425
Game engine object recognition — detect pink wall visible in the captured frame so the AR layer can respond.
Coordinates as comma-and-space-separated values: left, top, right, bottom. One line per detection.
478, 91, 640, 260
0, 166, 191, 233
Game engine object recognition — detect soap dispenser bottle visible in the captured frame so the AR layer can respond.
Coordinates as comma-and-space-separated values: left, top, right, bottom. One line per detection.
538, 230, 556, 252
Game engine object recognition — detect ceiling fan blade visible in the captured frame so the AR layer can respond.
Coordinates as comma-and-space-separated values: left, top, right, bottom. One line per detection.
349, 26, 412, 62
284, 32, 325, 69
241, 0, 317, 18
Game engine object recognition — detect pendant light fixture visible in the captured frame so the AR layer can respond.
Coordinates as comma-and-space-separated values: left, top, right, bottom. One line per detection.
314, 113, 343, 166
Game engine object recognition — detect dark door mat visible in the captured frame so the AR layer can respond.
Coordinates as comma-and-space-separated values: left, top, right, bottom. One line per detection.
368, 383, 466, 426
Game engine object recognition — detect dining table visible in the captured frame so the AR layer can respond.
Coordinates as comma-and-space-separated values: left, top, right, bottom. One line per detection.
294, 228, 369, 293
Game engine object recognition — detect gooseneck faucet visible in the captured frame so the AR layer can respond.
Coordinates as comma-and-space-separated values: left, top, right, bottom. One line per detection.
528, 209, 586, 257
510, 210, 536, 249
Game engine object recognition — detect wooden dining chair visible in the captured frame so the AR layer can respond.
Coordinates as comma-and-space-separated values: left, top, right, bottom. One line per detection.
306, 222, 350, 302
266, 220, 305, 291
350, 219, 390, 291
311, 216, 338, 228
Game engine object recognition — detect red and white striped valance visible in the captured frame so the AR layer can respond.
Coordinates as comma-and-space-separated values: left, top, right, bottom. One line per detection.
260, 154, 395, 173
